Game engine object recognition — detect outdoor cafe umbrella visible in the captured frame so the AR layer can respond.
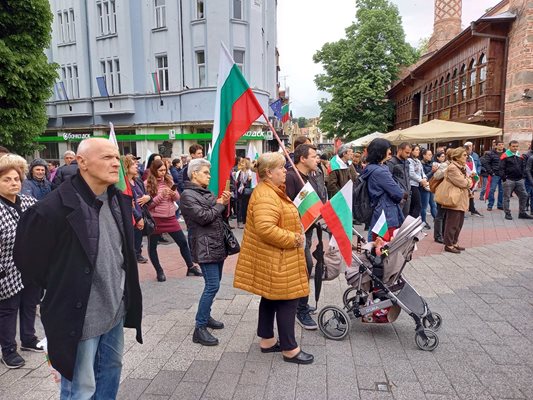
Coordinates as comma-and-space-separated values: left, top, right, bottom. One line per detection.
347, 131, 385, 148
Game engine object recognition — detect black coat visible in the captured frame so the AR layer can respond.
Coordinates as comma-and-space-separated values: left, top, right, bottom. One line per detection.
14, 173, 143, 381
52, 161, 79, 189
499, 154, 525, 181
180, 181, 227, 264
480, 150, 503, 176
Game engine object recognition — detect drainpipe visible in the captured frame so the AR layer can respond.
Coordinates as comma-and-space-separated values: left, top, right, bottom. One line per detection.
470, 21, 510, 131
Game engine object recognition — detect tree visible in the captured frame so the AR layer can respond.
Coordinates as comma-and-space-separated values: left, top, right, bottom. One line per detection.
0, 0, 57, 155
313, 0, 418, 140
297, 117, 308, 128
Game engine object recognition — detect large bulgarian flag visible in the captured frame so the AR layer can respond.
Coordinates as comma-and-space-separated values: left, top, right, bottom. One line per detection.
293, 182, 322, 232
281, 103, 290, 123
328, 154, 348, 173
208, 44, 264, 197
108, 122, 133, 197
320, 180, 353, 265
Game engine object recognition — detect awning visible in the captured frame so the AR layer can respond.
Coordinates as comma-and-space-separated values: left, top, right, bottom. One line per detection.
346, 132, 385, 148
382, 119, 502, 144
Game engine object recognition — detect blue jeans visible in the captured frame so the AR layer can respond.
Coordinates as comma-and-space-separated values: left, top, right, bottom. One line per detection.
420, 188, 437, 224
60, 319, 124, 400
196, 262, 224, 328
479, 176, 489, 200
487, 175, 503, 208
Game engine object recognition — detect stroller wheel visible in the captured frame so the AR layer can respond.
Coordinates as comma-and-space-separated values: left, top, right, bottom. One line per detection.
342, 287, 357, 307
415, 329, 439, 351
318, 305, 351, 341
422, 312, 442, 331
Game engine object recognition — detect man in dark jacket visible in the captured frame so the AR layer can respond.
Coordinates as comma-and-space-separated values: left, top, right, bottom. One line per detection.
386, 142, 411, 217
14, 138, 143, 398
21, 158, 52, 201
52, 150, 78, 189
499, 140, 533, 220
326, 145, 357, 198
480, 141, 504, 210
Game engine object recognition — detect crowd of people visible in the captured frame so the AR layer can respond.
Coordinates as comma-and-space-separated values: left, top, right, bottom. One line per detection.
1, 134, 533, 397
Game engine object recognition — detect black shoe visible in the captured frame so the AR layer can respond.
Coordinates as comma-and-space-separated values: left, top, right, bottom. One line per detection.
207, 317, 224, 330
20, 339, 44, 353
434, 238, 444, 244
260, 342, 282, 353
193, 327, 219, 346
137, 255, 148, 264
444, 246, 461, 254
471, 210, 483, 217
1, 351, 25, 369
187, 266, 203, 277
296, 312, 318, 330
424, 223, 431, 230
497, 206, 504, 210
156, 271, 166, 282
518, 213, 533, 219
505, 214, 513, 220
283, 350, 314, 365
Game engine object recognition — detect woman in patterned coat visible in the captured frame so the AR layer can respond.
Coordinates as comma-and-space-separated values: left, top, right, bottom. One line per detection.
0, 155, 41, 369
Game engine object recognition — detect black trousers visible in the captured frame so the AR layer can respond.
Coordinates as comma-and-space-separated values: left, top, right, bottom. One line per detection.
409, 185, 422, 218
297, 228, 315, 314
148, 230, 193, 272
237, 194, 251, 224
257, 297, 299, 351
0, 283, 41, 356
443, 209, 465, 247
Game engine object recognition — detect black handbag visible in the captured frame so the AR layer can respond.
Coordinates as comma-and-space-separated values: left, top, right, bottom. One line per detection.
223, 221, 240, 255
142, 207, 156, 236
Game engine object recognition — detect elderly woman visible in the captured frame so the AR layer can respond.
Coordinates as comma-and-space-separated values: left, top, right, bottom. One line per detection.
234, 152, 313, 365
0, 155, 41, 369
360, 139, 405, 241
440, 147, 472, 253
145, 159, 201, 281
180, 159, 230, 346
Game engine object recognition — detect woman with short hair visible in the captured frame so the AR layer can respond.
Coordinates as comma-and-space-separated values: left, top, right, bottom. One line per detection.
180, 159, 231, 346
234, 152, 313, 364
0, 155, 42, 369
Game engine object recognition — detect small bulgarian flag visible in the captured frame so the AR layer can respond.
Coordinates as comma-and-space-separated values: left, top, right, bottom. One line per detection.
328, 154, 348, 173
208, 43, 263, 197
293, 182, 322, 232
246, 142, 259, 160
151, 72, 161, 93
321, 180, 353, 265
281, 103, 290, 123
108, 122, 133, 197
371, 210, 390, 241
500, 149, 520, 159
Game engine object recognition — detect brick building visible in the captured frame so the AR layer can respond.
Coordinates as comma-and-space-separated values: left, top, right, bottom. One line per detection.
388, 0, 533, 150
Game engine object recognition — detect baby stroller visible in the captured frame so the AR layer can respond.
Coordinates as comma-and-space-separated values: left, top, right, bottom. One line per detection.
317, 216, 442, 351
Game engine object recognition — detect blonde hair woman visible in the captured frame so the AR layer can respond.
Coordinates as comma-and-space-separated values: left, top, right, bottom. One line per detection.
234, 152, 313, 364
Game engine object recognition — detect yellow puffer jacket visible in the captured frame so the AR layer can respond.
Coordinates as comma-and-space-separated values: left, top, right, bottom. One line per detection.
233, 180, 309, 300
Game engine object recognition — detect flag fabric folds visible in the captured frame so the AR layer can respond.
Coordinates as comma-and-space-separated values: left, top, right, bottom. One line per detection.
320, 180, 353, 265
293, 182, 322, 232
108, 122, 133, 197
151, 72, 161, 94
96, 76, 109, 97
328, 154, 348, 173
270, 99, 283, 120
371, 210, 390, 241
246, 142, 259, 160
281, 103, 290, 123
208, 43, 264, 197
500, 149, 519, 159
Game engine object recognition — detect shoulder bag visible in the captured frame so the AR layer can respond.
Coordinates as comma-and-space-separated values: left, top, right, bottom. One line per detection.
223, 220, 240, 255
142, 206, 156, 236
434, 176, 462, 208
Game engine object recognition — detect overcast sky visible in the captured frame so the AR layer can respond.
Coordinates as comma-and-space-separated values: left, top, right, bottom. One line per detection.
277, 0, 498, 118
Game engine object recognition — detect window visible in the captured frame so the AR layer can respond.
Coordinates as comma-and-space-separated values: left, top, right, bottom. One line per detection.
233, 0, 243, 19
452, 68, 458, 104
156, 55, 169, 91
196, 51, 206, 87
96, 0, 116, 36
427, 83, 433, 113
439, 77, 445, 109
468, 59, 477, 98
57, 12, 65, 43
459, 64, 467, 101
423, 86, 428, 115
445, 73, 451, 107
69, 9, 76, 41
61, 64, 80, 99
57, 9, 76, 43
100, 58, 121, 95
196, 0, 205, 19
154, 0, 166, 28
478, 53, 487, 96
233, 50, 244, 73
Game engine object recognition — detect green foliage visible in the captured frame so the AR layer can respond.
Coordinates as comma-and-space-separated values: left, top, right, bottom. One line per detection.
0, 0, 57, 155
297, 117, 308, 128
313, 0, 418, 140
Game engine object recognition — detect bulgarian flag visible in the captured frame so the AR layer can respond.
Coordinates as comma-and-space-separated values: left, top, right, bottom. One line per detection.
320, 180, 353, 265
281, 103, 290, 123
151, 72, 161, 93
328, 154, 348, 173
371, 210, 390, 241
208, 43, 263, 197
108, 122, 133, 197
246, 142, 259, 160
293, 182, 322, 232
500, 149, 520, 159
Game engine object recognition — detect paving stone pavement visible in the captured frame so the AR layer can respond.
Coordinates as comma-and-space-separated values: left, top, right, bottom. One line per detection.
1, 233, 533, 399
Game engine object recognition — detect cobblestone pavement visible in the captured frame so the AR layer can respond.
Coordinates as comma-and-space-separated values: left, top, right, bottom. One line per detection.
1, 201, 533, 399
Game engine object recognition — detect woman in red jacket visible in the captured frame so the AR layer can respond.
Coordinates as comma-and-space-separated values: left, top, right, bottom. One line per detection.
145, 160, 202, 281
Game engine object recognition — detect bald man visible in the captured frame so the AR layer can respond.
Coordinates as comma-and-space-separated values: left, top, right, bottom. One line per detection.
14, 138, 143, 398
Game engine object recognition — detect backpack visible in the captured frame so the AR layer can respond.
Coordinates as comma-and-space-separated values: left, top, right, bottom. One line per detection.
352, 175, 373, 225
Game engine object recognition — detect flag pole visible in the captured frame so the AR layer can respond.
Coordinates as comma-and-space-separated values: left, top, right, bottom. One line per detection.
261, 112, 305, 186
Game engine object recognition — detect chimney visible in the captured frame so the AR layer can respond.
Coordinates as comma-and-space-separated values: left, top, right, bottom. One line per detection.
427, 0, 462, 53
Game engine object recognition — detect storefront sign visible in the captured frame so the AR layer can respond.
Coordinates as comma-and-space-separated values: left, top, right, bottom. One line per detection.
62, 133, 91, 141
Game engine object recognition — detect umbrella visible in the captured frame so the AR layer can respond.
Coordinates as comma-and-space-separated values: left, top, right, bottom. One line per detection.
311, 225, 325, 308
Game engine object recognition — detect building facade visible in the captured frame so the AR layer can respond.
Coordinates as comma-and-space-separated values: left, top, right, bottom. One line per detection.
388, 0, 533, 150
40, 0, 279, 162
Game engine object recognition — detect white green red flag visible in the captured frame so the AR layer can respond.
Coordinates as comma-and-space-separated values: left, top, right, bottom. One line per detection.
293, 182, 322, 232
371, 210, 389, 240
281, 103, 290, 123
321, 180, 353, 264
246, 142, 259, 160
151, 72, 161, 93
108, 122, 133, 197
208, 43, 263, 196
328, 154, 348, 173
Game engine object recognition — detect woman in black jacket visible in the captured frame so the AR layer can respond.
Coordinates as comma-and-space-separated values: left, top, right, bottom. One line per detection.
180, 158, 231, 347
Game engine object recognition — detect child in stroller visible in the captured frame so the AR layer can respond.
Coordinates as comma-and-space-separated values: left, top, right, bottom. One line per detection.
317, 216, 442, 351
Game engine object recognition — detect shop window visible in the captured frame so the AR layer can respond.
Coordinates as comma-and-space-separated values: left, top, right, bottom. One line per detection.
39, 143, 60, 161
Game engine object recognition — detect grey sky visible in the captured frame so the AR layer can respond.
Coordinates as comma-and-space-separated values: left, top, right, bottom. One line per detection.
277, 0, 498, 118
